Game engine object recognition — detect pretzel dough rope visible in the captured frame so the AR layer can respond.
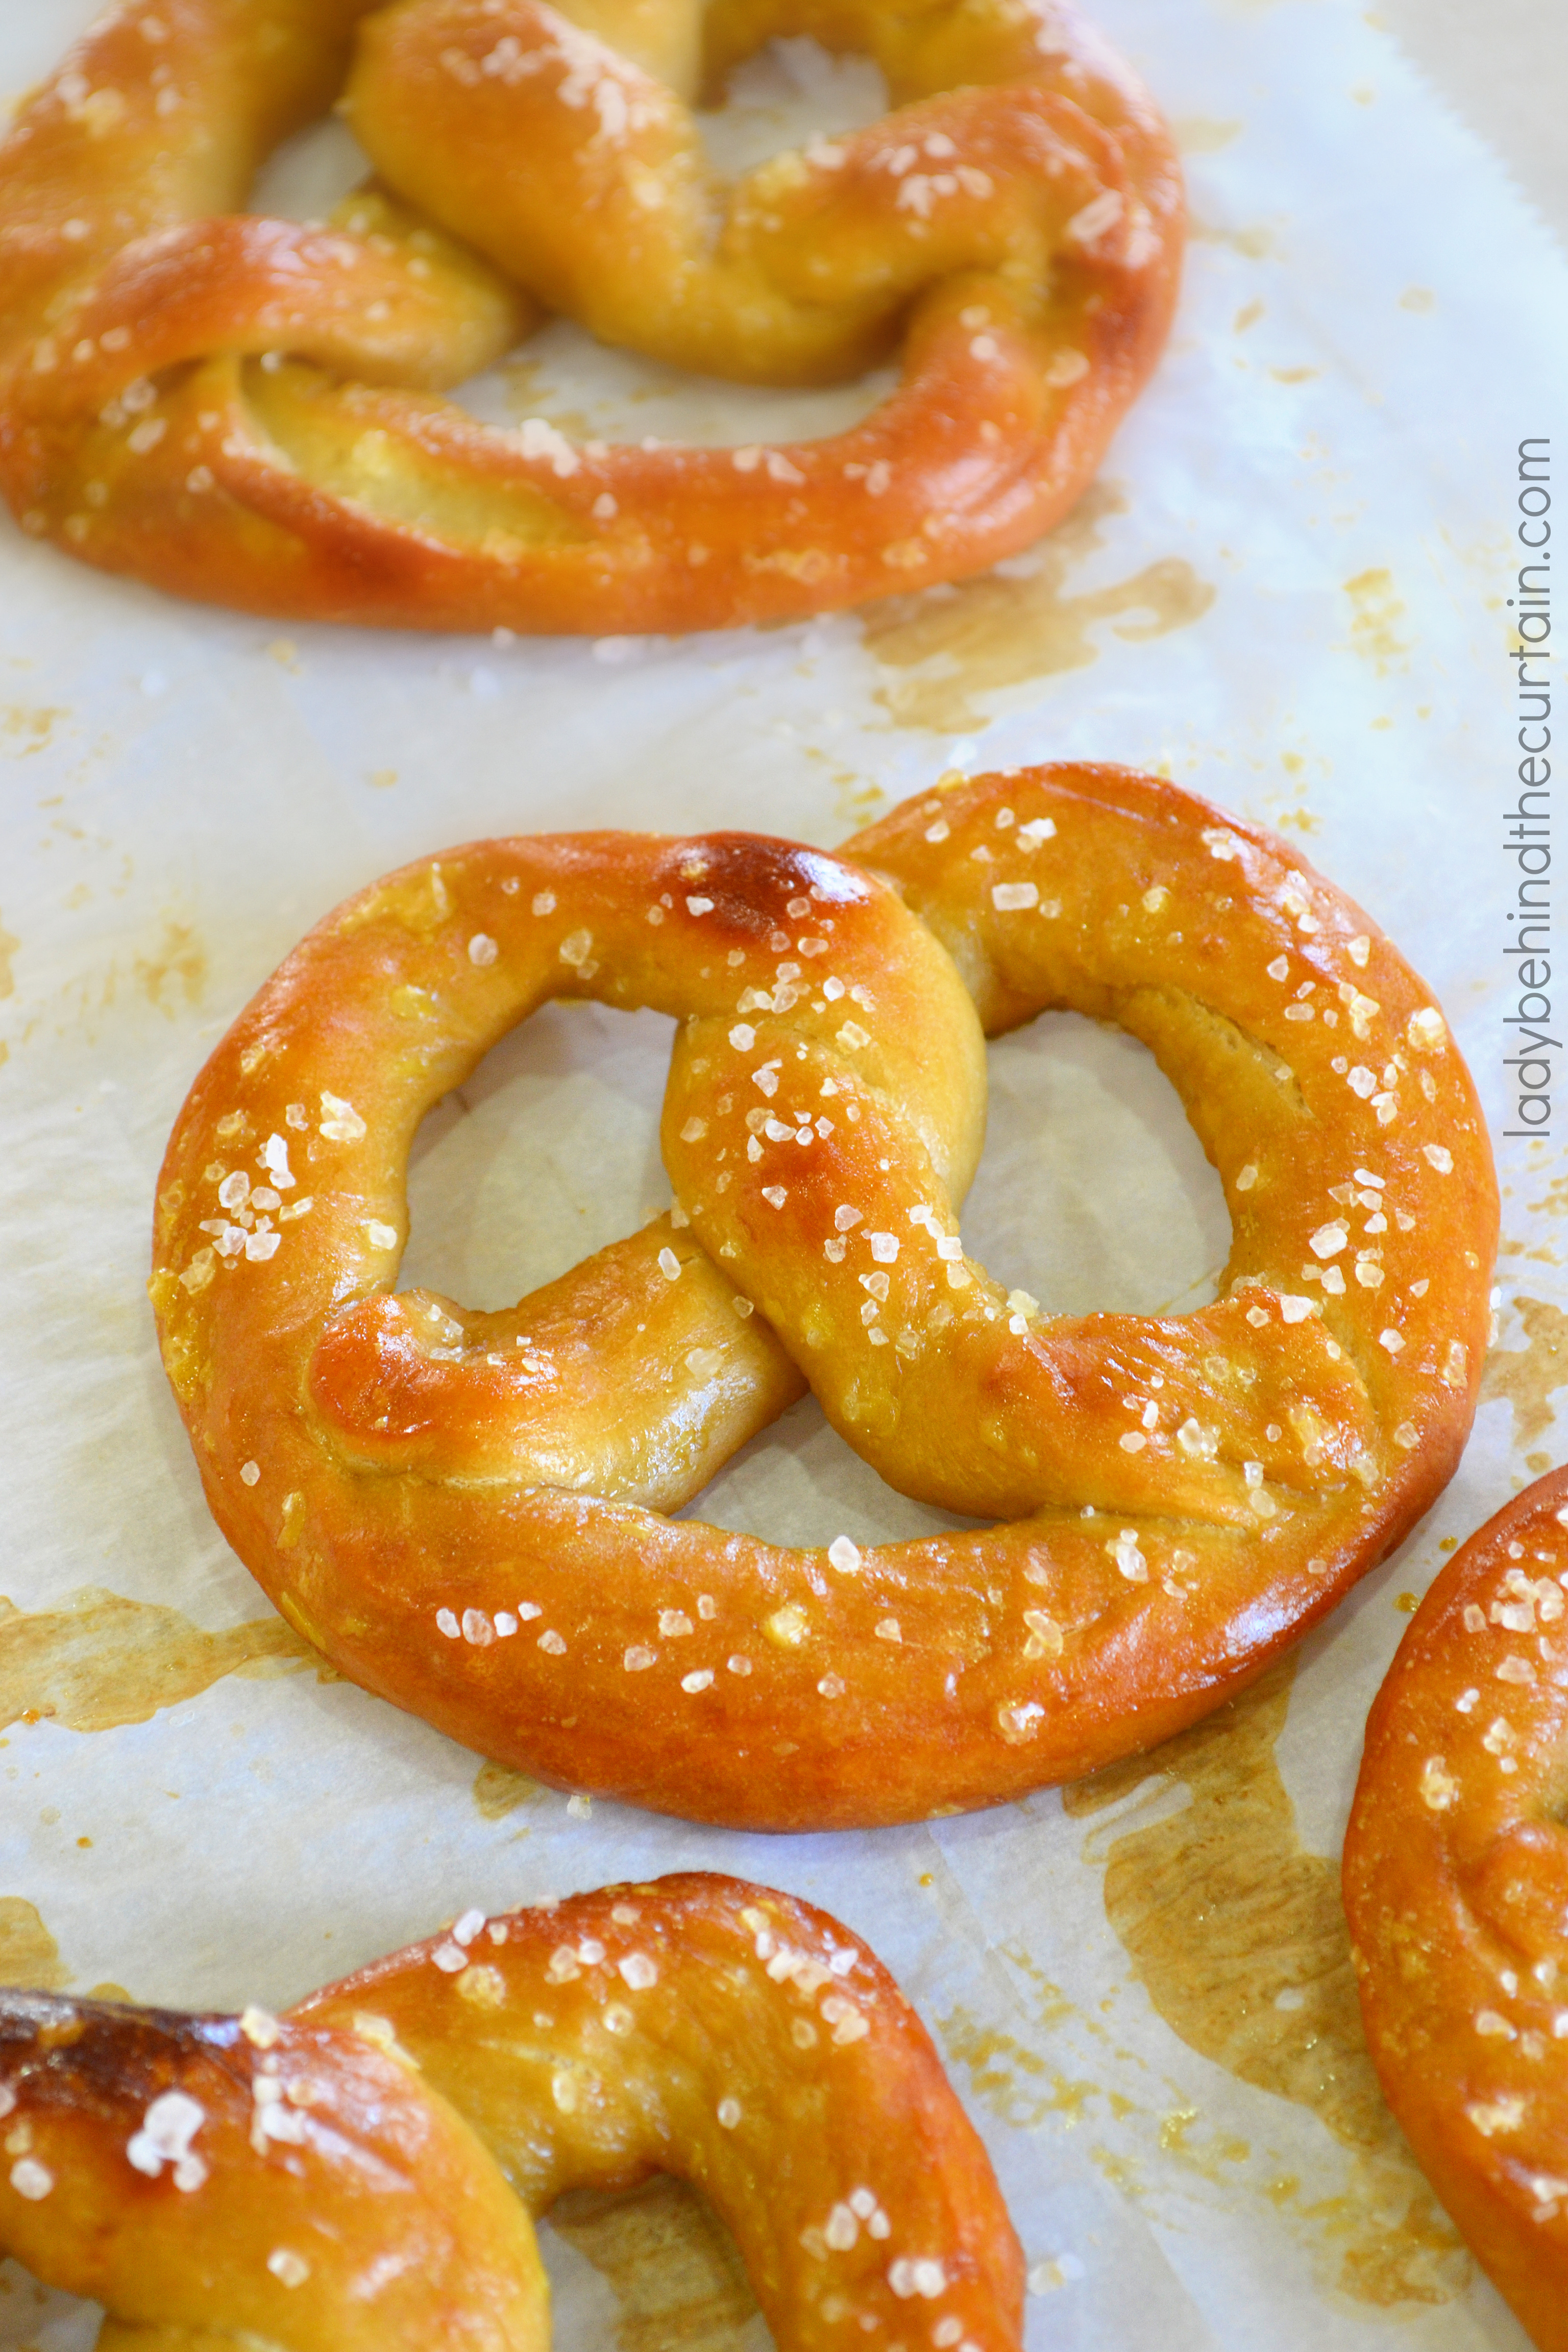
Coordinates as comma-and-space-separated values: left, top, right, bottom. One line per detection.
1344, 1465, 1568, 2352
150, 766, 1495, 1830
0, 0, 1182, 632
0, 1873, 1024, 2348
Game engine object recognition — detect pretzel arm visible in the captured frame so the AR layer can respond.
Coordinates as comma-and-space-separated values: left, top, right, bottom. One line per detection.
834, 768, 1492, 1525
299, 1876, 1025, 2343
309, 1216, 806, 1505
24, 208, 522, 402
96, 2330, 249, 2350
0, 0, 376, 330
350, 3, 1142, 385
0, 1997, 549, 2347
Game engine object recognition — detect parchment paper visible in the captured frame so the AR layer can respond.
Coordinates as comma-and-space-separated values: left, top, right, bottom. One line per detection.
1, 0, 1566, 2343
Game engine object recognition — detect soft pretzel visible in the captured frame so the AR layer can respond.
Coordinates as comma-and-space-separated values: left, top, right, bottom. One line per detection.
0, 0, 1181, 633
148, 765, 1496, 1829
1344, 1466, 1568, 2352
0, 1872, 1024, 2346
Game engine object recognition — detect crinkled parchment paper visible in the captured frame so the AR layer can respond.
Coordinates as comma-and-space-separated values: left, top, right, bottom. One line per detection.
1, 0, 1565, 2343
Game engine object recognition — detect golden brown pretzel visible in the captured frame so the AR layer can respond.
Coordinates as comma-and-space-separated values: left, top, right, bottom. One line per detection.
0, 1872, 1024, 2347
0, 0, 1181, 632
1344, 1466, 1568, 2351
148, 766, 1496, 1829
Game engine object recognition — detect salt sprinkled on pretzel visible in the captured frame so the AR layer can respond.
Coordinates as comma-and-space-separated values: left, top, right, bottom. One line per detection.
0, 0, 1182, 632
0, 1873, 1024, 2344
1345, 1466, 1568, 2352
149, 766, 1495, 1828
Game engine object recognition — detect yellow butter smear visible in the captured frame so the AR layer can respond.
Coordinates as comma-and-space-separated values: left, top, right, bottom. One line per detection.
0, 1587, 315, 1736
863, 486, 1214, 732
1481, 1292, 1568, 1452
0, 1898, 69, 1992
1064, 1654, 1468, 2307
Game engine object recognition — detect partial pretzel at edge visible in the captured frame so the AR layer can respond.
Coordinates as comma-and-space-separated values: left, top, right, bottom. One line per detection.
0, 0, 1182, 632
0, 1873, 1025, 2346
1345, 1466, 1568, 2352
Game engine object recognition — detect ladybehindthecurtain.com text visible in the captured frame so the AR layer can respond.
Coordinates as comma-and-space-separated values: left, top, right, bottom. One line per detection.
1505, 438, 1552, 1138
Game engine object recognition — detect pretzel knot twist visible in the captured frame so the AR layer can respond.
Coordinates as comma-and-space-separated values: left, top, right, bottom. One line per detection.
0, 1872, 1024, 2347
1345, 1466, 1568, 2352
149, 764, 1496, 1829
0, 0, 1181, 633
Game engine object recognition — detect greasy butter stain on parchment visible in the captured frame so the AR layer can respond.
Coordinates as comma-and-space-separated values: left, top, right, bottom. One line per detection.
0, 916, 17, 999
1527, 1174, 1568, 1219
939, 1981, 1101, 2133
1341, 567, 1411, 674
0, 706, 66, 756
861, 485, 1215, 731
472, 1758, 548, 1820
1481, 1294, 1568, 1450
0, 1902, 128, 2004
1499, 1233, 1559, 1268
133, 916, 207, 1017
499, 360, 593, 443
935, 1935, 1251, 2191
0, 1900, 69, 1992
0, 1587, 315, 1736
826, 764, 886, 836
1173, 117, 1243, 153
1063, 1656, 1468, 2306
1189, 218, 1276, 259
547, 2175, 762, 2352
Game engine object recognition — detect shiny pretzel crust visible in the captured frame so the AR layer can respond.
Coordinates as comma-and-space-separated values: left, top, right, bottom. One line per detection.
148, 767, 1496, 1829
0, 1873, 1024, 2347
1345, 1467, 1568, 2352
0, 0, 1181, 632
